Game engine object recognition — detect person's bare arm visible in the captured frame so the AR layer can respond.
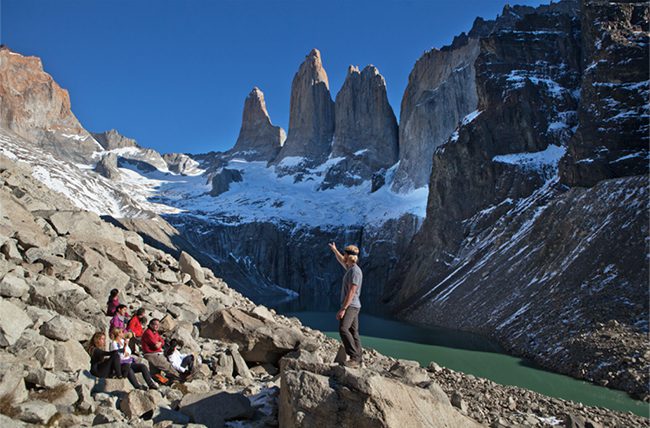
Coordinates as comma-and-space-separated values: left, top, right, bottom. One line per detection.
337, 284, 358, 320
329, 242, 346, 269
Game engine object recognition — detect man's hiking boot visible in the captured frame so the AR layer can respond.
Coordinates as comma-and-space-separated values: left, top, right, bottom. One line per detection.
343, 359, 361, 368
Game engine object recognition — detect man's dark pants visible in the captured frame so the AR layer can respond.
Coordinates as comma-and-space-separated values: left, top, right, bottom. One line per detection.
339, 307, 362, 362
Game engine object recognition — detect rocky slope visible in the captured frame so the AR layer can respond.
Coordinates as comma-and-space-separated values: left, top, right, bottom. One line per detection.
386, 0, 649, 400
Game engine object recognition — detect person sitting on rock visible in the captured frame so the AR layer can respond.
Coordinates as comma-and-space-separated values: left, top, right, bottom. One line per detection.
127, 308, 147, 352
164, 339, 199, 379
128, 308, 146, 338
109, 304, 131, 334
106, 288, 120, 316
87, 331, 123, 379
109, 327, 158, 390
141, 318, 180, 379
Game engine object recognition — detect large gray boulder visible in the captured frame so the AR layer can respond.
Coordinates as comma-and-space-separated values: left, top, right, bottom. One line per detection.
228, 87, 285, 162
179, 391, 254, 427
12, 330, 56, 369
0, 298, 33, 347
179, 251, 206, 286
0, 191, 52, 250
27, 275, 106, 329
16, 400, 57, 425
100, 240, 148, 281
119, 389, 158, 419
53, 340, 90, 372
46, 210, 125, 245
25, 367, 61, 389
40, 314, 75, 341
0, 272, 29, 298
279, 360, 479, 428
200, 307, 304, 364
66, 243, 130, 300
274, 49, 335, 167
0, 361, 28, 404
40, 314, 94, 342
36, 255, 83, 281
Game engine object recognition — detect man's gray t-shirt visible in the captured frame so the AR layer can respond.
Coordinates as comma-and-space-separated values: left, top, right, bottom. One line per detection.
341, 264, 363, 308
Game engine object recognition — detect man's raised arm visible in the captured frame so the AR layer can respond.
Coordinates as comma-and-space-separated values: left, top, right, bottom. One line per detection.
328, 242, 347, 269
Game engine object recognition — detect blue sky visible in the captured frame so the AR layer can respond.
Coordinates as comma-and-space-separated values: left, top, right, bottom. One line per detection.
2, 0, 547, 154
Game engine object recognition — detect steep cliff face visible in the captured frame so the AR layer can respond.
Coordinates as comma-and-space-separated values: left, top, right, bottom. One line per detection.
389, 6, 582, 307
229, 87, 286, 162
274, 49, 335, 168
391, 1, 583, 193
166, 214, 421, 312
323, 66, 398, 188
0, 47, 101, 162
391, 37, 481, 192
560, 0, 649, 186
387, 0, 649, 398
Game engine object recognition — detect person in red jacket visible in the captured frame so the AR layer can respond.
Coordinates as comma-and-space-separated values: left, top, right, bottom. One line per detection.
127, 308, 147, 353
142, 319, 179, 378
128, 308, 146, 338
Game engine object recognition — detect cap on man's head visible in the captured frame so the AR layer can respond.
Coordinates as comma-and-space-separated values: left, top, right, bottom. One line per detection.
344, 245, 359, 256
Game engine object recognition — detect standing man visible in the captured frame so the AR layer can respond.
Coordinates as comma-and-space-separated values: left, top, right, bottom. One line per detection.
329, 242, 363, 368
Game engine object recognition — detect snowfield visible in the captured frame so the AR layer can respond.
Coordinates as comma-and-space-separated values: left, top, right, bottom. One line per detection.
152, 157, 429, 229
0, 128, 428, 230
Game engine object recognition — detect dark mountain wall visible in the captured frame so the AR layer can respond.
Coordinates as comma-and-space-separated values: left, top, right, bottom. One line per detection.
386, 0, 649, 398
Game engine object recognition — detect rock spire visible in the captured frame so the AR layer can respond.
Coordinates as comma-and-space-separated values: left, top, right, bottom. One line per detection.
274, 49, 335, 166
230, 87, 285, 161
332, 64, 398, 170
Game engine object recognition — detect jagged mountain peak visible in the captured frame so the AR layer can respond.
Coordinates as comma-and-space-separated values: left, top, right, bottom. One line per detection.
346, 64, 382, 80
228, 86, 285, 161
244, 86, 272, 123
326, 62, 398, 188
273, 49, 335, 166
346, 64, 360, 75
301, 48, 330, 88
